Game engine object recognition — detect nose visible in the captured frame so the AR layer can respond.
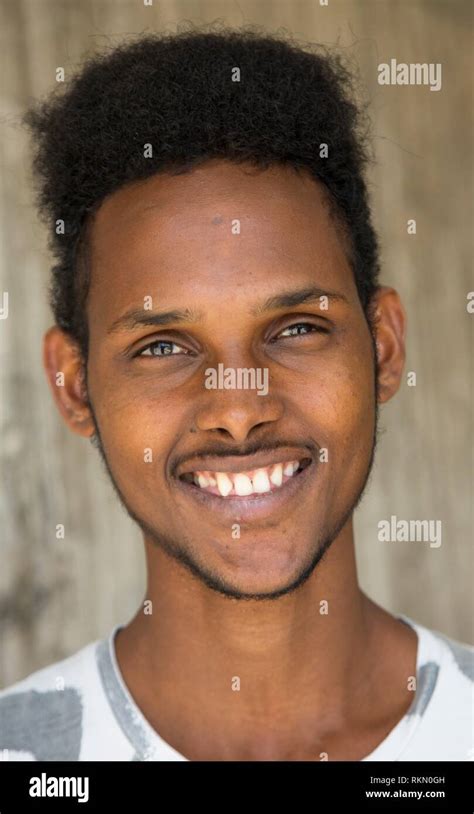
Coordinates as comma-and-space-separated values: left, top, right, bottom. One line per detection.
193, 375, 284, 444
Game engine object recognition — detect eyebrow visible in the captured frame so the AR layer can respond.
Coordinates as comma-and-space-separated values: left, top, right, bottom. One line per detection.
107, 286, 348, 335
253, 286, 348, 315
107, 307, 205, 335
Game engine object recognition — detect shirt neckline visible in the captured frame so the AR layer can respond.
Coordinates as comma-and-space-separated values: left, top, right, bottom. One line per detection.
96, 625, 186, 760
96, 613, 441, 761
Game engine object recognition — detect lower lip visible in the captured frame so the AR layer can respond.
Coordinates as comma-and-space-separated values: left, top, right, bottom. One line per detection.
173, 462, 315, 522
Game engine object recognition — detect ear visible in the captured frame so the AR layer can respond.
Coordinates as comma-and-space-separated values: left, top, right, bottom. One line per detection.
43, 326, 95, 438
371, 286, 407, 404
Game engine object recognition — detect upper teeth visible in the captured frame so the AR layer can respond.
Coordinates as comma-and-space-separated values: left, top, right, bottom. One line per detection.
190, 461, 301, 497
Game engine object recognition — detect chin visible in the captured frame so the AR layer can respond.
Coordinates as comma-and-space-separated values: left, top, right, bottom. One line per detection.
206, 556, 315, 601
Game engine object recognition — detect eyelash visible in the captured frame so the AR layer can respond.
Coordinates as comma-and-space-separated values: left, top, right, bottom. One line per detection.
134, 322, 329, 358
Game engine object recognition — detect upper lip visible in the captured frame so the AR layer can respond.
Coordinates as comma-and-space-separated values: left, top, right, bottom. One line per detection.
175, 448, 313, 478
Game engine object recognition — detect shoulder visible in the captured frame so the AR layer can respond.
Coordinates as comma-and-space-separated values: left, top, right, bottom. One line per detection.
410, 616, 473, 689
0, 637, 101, 761
400, 615, 473, 760
432, 627, 474, 683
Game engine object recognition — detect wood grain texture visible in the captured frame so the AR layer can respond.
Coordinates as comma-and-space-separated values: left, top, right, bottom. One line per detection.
0, 0, 472, 686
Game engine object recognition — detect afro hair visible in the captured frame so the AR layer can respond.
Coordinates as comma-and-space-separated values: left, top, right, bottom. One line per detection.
24, 24, 380, 361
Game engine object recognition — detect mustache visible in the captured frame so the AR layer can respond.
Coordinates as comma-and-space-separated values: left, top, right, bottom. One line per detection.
170, 439, 319, 476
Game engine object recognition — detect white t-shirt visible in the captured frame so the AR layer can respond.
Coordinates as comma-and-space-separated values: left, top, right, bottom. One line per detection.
0, 614, 472, 761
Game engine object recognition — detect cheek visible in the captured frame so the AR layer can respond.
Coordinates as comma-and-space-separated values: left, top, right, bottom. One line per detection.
294, 346, 376, 473
299, 344, 374, 419
91, 378, 185, 484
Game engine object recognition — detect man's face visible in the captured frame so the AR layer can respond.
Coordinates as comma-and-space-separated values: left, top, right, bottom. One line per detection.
63, 161, 381, 598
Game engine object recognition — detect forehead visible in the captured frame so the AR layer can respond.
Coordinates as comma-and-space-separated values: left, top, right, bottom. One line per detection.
90, 158, 349, 254
86, 160, 356, 329
93, 158, 331, 218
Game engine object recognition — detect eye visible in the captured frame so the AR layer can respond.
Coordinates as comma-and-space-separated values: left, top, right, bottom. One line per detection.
134, 339, 189, 358
274, 322, 329, 340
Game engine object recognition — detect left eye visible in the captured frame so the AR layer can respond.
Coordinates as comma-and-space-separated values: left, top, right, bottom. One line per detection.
135, 340, 187, 358
276, 322, 328, 339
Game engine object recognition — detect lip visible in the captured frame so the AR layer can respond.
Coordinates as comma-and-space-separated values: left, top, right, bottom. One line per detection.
173, 457, 316, 523
175, 447, 313, 478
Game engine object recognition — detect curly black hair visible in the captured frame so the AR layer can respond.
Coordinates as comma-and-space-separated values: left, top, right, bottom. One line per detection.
23, 24, 380, 363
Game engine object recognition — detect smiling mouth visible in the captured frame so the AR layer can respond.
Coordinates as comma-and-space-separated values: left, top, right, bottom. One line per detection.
179, 457, 312, 498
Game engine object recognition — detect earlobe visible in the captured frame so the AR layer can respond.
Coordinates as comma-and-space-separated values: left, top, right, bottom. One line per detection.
372, 287, 407, 404
43, 326, 95, 438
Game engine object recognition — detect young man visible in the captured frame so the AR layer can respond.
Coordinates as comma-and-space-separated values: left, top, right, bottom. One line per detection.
0, 29, 472, 762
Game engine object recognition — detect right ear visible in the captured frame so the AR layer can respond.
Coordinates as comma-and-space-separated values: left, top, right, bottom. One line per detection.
43, 325, 95, 438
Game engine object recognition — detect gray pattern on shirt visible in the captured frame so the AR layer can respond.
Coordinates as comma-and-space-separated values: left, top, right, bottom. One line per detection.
0, 687, 82, 760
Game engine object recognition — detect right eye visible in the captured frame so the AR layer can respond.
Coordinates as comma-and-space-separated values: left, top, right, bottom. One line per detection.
134, 340, 189, 358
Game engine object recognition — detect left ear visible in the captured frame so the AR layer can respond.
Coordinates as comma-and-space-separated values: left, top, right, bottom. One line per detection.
371, 286, 407, 404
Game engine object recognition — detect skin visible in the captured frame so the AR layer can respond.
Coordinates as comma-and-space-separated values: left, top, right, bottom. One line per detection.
43, 159, 416, 760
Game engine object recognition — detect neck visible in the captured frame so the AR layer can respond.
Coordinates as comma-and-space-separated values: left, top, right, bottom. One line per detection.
114, 519, 411, 760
